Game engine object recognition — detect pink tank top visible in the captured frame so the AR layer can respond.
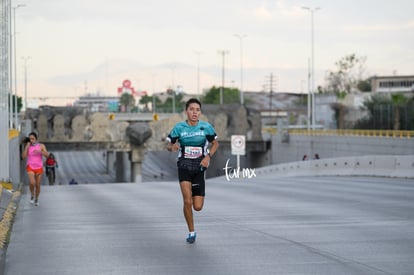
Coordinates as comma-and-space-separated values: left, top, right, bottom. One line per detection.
27, 143, 43, 169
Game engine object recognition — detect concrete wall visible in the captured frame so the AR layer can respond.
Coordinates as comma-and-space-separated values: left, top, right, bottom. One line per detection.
8, 131, 21, 190
142, 133, 414, 181
270, 133, 414, 164
141, 140, 270, 182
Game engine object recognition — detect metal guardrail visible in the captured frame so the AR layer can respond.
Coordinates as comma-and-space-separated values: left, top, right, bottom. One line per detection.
262, 128, 414, 139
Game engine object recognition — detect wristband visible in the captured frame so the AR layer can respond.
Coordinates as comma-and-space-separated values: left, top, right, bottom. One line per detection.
208, 153, 212, 158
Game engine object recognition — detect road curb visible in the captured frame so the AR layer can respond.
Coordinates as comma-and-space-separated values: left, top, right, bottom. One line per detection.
0, 185, 22, 275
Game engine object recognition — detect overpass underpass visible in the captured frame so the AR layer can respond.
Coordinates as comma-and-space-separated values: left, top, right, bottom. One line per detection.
47, 151, 120, 185
31, 141, 133, 184
41, 139, 271, 184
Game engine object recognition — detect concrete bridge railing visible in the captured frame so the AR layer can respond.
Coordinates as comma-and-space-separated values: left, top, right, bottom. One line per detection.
254, 155, 414, 179
263, 128, 414, 139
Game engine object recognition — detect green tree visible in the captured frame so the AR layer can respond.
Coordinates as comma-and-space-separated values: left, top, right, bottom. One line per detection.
119, 93, 135, 112
151, 96, 162, 112
353, 94, 414, 130
139, 95, 152, 112
202, 86, 240, 104
357, 79, 372, 92
325, 54, 367, 94
8, 94, 23, 113
331, 91, 348, 129
391, 93, 408, 130
355, 94, 390, 129
324, 54, 368, 129
159, 92, 184, 113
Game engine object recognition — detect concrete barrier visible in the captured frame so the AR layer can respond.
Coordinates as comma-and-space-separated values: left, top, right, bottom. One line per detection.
392, 155, 414, 178
255, 155, 414, 179
353, 156, 376, 176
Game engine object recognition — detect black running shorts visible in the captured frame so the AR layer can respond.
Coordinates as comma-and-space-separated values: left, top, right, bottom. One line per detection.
178, 168, 206, 197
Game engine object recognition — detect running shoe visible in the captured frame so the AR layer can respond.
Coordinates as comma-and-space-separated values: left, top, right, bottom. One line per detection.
30, 197, 35, 204
186, 232, 196, 243
34, 199, 39, 206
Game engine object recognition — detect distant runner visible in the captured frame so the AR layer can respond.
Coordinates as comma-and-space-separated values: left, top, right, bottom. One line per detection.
45, 153, 58, 185
22, 132, 50, 206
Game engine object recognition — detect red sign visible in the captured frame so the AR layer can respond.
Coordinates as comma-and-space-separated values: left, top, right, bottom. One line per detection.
123, 79, 131, 88
117, 79, 147, 97
117, 79, 135, 95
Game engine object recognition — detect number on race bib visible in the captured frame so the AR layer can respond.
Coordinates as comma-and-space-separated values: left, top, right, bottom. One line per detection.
184, 147, 203, 159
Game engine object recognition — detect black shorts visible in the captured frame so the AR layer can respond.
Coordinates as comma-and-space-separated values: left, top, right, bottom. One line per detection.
178, 168, 206, 197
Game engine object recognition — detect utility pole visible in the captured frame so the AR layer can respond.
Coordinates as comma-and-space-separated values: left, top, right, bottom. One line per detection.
266, 73, 277, 165
217, 50, 229, 104
169, 64, 176, 113
8, 2, 13, 127
234, 34, 247, 105
265, 73, 278, 124
151, 73, 156, 114
22, 56, 31, 111
269, 73, 273, 115
307, 58, 311, 130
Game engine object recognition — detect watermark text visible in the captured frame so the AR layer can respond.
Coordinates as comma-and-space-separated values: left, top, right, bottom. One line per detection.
223, 159, 256, 181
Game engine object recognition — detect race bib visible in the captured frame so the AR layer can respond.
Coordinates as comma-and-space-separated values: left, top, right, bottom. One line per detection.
184, 146, 203, 159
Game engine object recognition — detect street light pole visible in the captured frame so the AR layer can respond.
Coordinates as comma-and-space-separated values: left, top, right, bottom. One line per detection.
151, 73, 156, 114
217, 50, 229, 105
169, 64, 176, 113
8, 2, 13, 128
234, 34, 247, 105
13, 4, 25, 128
194, 51, 202, 94
22, 56, 31, 111
302, 6, 320, 129
307, 58, 311, 130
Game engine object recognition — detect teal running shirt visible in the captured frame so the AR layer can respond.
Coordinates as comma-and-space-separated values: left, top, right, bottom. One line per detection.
167, 120, 217, 160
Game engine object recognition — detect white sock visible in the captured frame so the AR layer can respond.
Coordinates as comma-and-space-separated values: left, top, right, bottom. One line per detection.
189, 231, 195, 236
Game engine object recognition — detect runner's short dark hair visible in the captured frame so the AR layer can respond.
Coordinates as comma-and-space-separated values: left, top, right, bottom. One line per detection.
185, 98, 202, 110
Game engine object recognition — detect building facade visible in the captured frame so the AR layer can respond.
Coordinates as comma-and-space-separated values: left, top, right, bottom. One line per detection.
73, 95, 119, 112
371, 75, 414, 94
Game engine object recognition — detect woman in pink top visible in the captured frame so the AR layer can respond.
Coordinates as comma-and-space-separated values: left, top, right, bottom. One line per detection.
22, 132, 50, 206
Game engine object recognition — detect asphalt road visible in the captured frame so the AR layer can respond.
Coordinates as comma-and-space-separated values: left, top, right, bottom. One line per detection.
5, 175, 414, 275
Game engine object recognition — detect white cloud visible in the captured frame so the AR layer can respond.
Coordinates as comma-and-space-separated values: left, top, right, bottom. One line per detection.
253, 3, 274, 21
252, 0, 306, 21
344, 21, 414, 32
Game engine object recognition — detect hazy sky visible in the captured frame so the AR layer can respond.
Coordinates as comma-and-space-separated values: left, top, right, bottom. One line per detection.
15, 0, 414, 106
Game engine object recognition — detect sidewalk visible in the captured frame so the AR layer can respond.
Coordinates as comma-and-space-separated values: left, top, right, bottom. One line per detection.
0, 184, 21, 274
